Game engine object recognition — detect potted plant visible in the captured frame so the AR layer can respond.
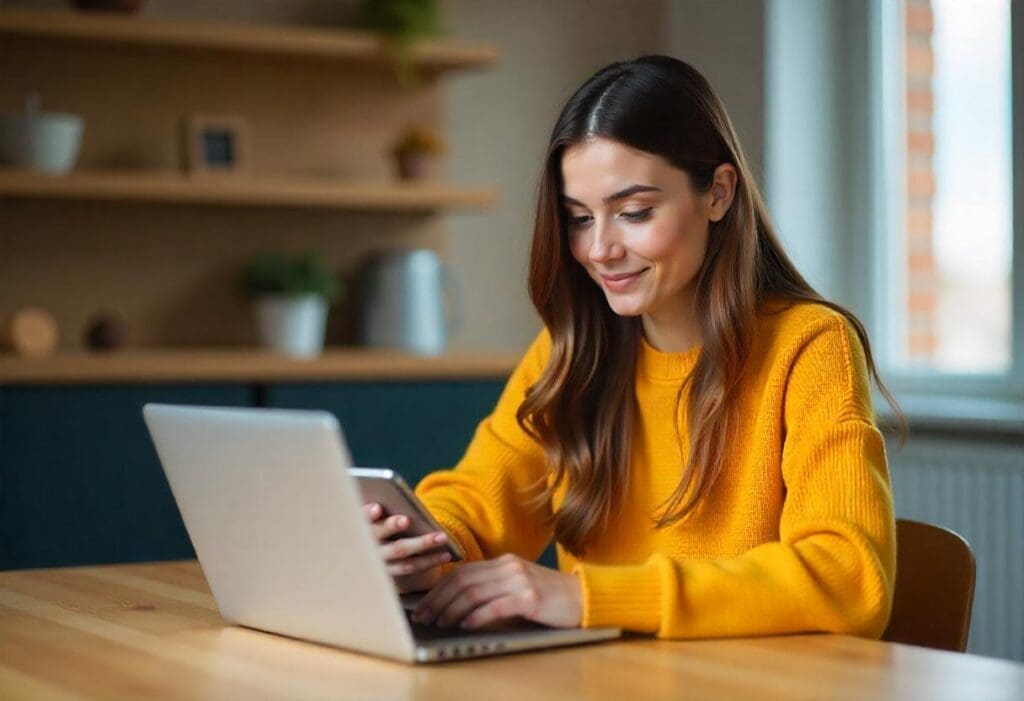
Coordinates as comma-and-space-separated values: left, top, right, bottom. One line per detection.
353, 0, 442, 87
391, 125, 445, 180
241, 250, 343, 358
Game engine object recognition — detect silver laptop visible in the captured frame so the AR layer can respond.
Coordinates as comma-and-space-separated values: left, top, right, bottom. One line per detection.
142, 403, 621, 663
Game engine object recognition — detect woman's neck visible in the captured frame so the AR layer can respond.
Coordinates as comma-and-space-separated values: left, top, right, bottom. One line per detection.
641, 298, 701, 353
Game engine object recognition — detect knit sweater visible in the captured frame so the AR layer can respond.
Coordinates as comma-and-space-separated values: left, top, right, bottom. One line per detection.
415, 301, 896, 639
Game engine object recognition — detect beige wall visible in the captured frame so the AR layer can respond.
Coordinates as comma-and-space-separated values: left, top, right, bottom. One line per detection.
3, 0, 767, 354
662, 0, 765, 184
444, 0, 766, 351
442, 0, 666, 351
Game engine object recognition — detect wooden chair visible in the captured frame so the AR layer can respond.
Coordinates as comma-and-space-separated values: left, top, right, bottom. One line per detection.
882, 518, 976, 652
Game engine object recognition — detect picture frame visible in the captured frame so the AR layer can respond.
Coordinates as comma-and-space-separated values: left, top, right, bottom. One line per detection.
181, 114, 250, 175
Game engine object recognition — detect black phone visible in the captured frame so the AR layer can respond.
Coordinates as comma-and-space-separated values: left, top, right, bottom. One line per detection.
350, 467, 465, 562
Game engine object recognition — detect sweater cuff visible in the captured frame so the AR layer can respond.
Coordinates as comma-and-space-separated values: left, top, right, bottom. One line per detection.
425, 508, 484, 565
572, 558, 665, 633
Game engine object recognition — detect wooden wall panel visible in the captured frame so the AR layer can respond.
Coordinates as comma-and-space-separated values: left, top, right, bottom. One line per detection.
0, 23, 453, 350
0, 201, 444, 348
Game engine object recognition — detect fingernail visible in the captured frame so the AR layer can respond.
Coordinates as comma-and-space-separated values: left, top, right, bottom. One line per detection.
397, 516, 408, 527
434, 533, 447, 544
439, 553, 451, 562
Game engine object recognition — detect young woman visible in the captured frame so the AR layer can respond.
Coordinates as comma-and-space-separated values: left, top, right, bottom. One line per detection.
364, 55, 899, 640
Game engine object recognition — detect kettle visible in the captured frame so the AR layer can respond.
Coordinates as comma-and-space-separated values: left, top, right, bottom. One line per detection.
358, 249, 459, 356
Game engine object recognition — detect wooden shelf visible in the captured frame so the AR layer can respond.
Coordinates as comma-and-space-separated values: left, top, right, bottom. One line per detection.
0, 169, 497, 211
0, 8, 499, 72
0, 348, 519, 384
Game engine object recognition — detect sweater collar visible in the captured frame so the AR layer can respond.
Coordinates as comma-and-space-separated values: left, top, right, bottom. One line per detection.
637, 335, 701, 383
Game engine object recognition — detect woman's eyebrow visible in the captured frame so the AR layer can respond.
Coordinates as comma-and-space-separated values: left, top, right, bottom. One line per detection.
561, 184, 662, 207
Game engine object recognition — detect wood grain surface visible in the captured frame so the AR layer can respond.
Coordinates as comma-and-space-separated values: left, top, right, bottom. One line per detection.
1, 561, 1022, 701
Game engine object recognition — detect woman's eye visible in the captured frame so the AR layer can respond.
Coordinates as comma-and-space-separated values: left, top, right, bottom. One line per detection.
567, 214, 592, 228
621, 207, 653, 223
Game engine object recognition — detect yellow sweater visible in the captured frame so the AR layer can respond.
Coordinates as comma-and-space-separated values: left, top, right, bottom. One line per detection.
415, 302, 896, 639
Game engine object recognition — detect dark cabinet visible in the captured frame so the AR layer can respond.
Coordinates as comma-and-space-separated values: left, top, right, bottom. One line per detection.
0, 384, 253, 570
0, 379, 504, 570
262, 381, 503, 486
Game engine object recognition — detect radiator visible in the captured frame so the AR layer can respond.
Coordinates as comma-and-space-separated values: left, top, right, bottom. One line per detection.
886, 435, 1024, 661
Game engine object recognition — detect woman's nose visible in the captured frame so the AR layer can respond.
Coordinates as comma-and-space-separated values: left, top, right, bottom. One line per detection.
589, 221, 625, 264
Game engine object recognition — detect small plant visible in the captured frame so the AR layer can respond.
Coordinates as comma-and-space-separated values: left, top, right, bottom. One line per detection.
353, 0, 442, 87
391, 125, 445, 158
241, 249, 343, 303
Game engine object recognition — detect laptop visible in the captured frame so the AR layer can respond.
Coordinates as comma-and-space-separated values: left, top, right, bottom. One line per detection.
142, 403, 621, 663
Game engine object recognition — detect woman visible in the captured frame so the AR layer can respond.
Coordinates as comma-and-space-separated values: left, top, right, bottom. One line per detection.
364, 55, 899, 640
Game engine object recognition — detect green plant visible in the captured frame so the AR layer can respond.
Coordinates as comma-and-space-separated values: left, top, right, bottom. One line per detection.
241, 250, 343, 303
353, 0, 442, 87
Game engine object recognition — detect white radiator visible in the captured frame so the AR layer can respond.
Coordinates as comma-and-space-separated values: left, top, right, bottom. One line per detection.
886, 435, 1024, 661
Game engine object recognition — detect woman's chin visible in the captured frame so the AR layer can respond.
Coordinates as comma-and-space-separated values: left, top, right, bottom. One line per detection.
603, 295, 648, 318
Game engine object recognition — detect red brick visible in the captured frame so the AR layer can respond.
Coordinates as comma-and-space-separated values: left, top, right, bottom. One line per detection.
913, 290, 937, 311
908, 335, 936, 357
908, 170, 935, 197
907, 207, 933, 236
906, 42, 933, 75
908, 130, 934, 154
907, 89, 934, 113
906, 5, 934, 35
913, 249, 937, 270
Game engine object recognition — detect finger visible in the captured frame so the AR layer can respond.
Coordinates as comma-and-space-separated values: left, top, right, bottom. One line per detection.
413, 561, 503, 625
386, 549, 452, 577
363, 503, 383, 522
432, 578, 513, 628
371, 514, 410, 541
460, 591, 536, 630
380, 531, 448, 562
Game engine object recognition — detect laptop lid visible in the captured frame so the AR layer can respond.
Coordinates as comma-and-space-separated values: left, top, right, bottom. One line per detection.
143, 403, 417, 662
143, 403, 621, 664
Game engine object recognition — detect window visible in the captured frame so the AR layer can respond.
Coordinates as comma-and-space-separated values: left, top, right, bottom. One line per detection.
875, 0, 1020, 394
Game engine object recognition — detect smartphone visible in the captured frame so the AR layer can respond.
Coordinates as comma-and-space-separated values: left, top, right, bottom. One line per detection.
351, 467, 465, 562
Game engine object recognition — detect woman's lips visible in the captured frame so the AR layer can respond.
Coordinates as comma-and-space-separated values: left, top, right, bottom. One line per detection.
599, 268, 647, 292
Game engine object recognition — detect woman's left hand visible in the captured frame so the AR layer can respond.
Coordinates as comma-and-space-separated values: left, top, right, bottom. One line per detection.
410, 553, 583, 630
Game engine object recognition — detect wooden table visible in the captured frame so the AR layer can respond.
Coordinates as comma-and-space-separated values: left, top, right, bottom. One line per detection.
1, 562, 1022, 700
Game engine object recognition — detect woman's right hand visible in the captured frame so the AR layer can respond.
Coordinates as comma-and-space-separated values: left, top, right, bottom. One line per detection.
363, 502, 453, 593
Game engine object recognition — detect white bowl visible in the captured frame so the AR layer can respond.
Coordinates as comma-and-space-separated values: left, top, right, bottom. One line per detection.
0, 113, 84, 174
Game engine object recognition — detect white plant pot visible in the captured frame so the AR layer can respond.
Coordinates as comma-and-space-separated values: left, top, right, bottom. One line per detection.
254, 294, 328, 358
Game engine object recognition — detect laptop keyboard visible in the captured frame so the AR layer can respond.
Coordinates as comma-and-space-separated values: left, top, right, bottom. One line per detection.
406, 611, 490, 640
405, 610, 549, 641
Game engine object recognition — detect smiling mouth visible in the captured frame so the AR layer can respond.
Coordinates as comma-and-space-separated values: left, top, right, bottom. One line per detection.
597, 268, 649, 292
599, 269, 648, 283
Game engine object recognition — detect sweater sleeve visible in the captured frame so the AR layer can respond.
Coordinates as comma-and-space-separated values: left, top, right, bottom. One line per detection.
414, 330, 553, 565
572, 316, 897, 639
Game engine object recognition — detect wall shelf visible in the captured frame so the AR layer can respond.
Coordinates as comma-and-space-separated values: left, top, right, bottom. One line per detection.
0, 8, 499, 72
0, 349, 519, 384
0, 169, 497, 211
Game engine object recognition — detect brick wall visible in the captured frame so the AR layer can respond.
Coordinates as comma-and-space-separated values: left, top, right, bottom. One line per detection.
905, 0, 936, 362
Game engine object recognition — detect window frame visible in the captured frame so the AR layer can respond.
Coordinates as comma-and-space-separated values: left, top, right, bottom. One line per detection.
868, 0, 1024, 402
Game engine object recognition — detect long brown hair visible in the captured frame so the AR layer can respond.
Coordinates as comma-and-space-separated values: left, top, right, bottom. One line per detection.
517, 55, 902, 557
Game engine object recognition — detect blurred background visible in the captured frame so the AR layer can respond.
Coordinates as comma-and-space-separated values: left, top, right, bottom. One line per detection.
0, 0, 1020, 660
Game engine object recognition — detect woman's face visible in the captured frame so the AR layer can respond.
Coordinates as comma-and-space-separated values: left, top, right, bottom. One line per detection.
561, 137, 726, 340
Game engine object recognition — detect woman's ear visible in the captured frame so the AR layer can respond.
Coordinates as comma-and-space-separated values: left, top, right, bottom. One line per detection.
706, 163, 738, 223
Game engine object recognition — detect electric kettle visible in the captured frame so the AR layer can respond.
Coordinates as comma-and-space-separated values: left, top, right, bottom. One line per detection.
359, 249, 459, 356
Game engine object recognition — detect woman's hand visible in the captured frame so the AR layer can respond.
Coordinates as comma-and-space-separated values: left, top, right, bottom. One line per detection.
410, 553, 583, 630
363, 502, 453, 593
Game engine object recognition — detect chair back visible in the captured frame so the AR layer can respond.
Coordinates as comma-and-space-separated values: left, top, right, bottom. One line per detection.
882, 518, 976, 652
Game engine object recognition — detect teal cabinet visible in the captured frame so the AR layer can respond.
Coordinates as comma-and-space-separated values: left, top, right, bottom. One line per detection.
0, 385, 252, 570
0, 380, 506, 571
262, 381, 503, 486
